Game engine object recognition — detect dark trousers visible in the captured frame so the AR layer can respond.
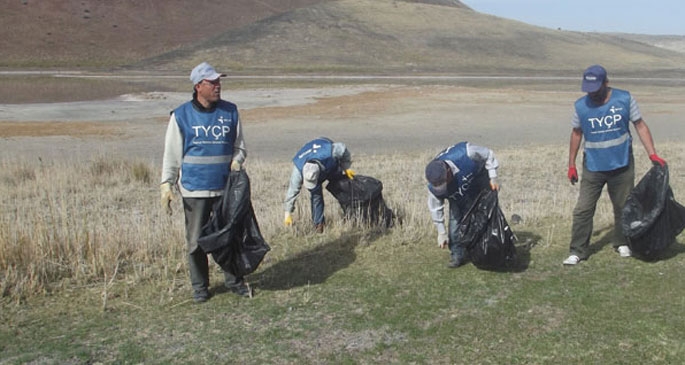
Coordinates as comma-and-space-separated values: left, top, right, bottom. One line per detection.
569, 157, 634, 259
183, 197, 241, 295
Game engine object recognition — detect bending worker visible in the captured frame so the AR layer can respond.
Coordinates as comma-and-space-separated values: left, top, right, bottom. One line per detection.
283, 137, 355, 233
425, 141, 500, 268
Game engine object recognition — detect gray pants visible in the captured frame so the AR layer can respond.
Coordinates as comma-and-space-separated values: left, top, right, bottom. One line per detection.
569, 156, 634, 259
183, 197, 241, 295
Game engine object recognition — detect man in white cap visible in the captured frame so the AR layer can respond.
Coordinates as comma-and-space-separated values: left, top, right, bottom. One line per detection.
425, 142, 499, 268
283, 137, 355, 233
160, 61, 248, 303
563, 64, 666, 265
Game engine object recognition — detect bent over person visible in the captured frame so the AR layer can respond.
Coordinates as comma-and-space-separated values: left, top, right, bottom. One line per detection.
425, 142, 500, 268
563, 65, 666, 265
283, 137, 355, 233
160, 62, 249, 303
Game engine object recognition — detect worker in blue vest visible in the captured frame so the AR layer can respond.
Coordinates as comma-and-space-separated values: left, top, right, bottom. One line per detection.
160, 62, 249, 303
563, 65, 666, 265
284, 137, 355, 233
425, 142, 500, 268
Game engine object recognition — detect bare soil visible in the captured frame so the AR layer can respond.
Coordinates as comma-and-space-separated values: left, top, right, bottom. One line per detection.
2, 80, 685, 164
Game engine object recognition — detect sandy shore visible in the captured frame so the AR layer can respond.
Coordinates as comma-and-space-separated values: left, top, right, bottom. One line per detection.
2, 83, 684, 162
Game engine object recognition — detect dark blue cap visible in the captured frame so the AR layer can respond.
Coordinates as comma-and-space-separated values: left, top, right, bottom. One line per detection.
581, 65, 607, 93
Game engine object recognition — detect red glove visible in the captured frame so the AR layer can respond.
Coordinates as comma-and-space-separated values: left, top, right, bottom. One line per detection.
567, 166, 578, 185
649, 154, 666, 167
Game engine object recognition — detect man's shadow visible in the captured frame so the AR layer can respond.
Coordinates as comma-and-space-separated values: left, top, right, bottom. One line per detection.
252, 231, 370, 291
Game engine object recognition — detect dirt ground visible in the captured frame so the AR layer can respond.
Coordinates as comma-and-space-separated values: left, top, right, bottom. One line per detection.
2, 81, 685, 163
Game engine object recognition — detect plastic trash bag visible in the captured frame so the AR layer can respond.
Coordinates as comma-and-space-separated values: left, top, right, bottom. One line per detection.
621, 164, 685, 259
326, 174, 394, 228
456, 189, 516, 270
198, 170, 271, 277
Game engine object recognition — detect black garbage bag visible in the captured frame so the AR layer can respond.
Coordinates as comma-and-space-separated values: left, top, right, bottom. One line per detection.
621, 164, 685, 259
198, 170, 271, 277
325, 174, 394, 228
456, 189, 516, 270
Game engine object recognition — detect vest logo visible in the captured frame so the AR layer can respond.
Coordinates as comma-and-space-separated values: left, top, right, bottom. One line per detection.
192, 125, 232, 140
217, 116, 231, 124
588, 114, 622, 129
448, 172, 474, 199
609, 106, 623, 114
298, 143, 322, 159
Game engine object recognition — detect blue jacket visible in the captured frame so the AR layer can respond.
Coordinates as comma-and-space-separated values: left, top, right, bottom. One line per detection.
575, 88, 633, 172
175, 100, 238, 191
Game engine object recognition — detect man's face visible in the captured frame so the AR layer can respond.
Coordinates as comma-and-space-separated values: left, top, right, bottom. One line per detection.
587, 82, 609, 104
196, 78, 221, 104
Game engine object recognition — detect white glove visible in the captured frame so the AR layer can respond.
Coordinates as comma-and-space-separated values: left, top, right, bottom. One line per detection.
230, 160, 242, 172
437, 232, 448, 249
160, 182, 173, 215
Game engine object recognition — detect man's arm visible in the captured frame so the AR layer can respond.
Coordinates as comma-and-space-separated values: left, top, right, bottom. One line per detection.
283, 166, 303, 213
231, 115, 247, 165
467, 143, 499, 179
568, 128, 583, 168
633, 119, 657, 156
332, 142, 352, 170
427, 193, 446, 235
161, 114, 183, 185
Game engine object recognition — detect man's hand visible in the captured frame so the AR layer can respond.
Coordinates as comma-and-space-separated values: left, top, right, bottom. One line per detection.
230, 160, 242, 171
489, 178, 500, 191
160, 182, 173, 215
567, 166, 578, 185
649, 154, 666, 167
437, 232, 448, 249
344, 169, 356, 179
284, 212, 293, 227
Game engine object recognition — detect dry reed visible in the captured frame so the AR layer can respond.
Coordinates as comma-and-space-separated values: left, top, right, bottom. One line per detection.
2, 143, 683, 301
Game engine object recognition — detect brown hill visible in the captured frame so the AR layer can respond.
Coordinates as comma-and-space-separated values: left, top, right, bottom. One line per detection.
1, 0, 329, 68
3, 0, 685, 76
141, 0, 685, 75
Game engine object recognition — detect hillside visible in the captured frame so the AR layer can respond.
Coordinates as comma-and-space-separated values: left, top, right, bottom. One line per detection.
2, 0, 685, 76
0, 0, 329, 68
140, 0, 685, 76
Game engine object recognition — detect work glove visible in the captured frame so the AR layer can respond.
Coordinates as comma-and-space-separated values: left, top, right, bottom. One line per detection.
230, 160, 242, 172
567, 166, 578, 185
489, 178, 500, 191
344, 169, 356, 180
649, 154, 666, 167
284, 212, 293, 227
160, 182, 173, 215
437, 232, 448, 249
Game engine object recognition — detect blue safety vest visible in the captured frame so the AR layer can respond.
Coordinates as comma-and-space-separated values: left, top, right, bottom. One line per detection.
428, 142, 488, 203
292, 137, 338, 182
575, 88, 633, 172
174, 100, 238, 191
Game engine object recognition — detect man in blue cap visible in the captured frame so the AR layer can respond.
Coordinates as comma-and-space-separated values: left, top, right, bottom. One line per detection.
425, 142, 500, 268
160, 62, 249, 302
563, 64, 666, 265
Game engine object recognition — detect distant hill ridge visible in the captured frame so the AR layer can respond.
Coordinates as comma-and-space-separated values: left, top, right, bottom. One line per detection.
2, 0, 684, 76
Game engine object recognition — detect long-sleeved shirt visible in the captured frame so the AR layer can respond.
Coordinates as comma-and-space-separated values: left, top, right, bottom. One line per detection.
427, 143, 498, 235
160, 99, 247, 198
283, 142, 351, 213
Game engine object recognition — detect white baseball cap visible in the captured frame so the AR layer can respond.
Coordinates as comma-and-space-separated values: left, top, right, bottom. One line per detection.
302, 162, 320, 190
190, 62, 226, 85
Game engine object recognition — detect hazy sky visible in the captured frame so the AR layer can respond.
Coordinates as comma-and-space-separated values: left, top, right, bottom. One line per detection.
462, 0, 685, 35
